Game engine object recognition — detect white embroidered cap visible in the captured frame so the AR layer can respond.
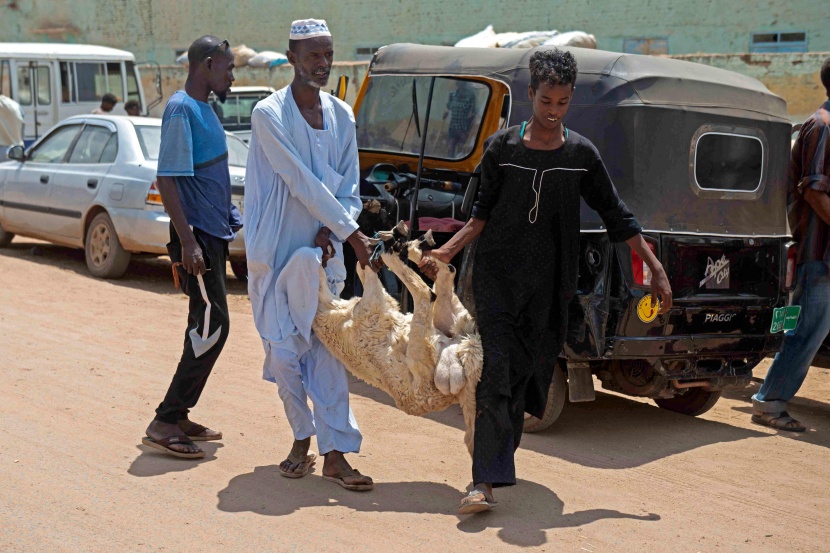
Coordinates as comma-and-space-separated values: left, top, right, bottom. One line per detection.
290, 19, 332, 40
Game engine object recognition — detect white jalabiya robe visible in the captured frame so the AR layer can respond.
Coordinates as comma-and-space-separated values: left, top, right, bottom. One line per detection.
244, 86, 363, 453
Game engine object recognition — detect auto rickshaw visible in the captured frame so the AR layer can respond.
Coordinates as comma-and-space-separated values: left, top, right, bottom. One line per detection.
349, 43, 794, 430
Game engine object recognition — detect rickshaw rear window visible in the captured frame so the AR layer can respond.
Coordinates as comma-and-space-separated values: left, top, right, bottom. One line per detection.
356, 76, 490, 161
694, 132, 763, 192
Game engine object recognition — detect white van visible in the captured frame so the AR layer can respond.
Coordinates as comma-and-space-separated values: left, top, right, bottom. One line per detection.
0, 43, 151, 145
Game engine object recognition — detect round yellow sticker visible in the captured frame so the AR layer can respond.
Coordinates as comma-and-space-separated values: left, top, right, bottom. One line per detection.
637, 295, 661, 323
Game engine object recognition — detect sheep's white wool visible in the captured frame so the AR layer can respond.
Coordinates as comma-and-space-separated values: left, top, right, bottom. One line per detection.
312, 235, 483, 456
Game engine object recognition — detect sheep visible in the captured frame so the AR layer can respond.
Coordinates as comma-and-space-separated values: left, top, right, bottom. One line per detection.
312, 223, 483, 455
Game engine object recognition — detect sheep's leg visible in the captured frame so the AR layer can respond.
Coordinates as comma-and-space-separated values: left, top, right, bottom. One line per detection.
431, 263, 456, 337
460, 386, 477, 458
352, 262, 387, 319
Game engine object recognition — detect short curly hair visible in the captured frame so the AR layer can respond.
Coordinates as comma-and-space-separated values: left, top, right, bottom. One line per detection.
529, 49, 578, 91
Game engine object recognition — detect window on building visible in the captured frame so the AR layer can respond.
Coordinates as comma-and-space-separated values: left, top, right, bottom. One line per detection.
623, 38, 668, 56
751, 31, 807, 53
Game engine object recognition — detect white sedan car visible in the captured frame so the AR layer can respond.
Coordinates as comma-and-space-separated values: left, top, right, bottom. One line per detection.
0, 115, 247, 280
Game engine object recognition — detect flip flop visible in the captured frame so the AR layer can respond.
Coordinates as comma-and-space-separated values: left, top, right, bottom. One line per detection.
458, 489, 497, 515
181, 423, 223, 442
322, 469, 374, 491
141, 435, 205, 459
751, 411, 806, 432
279, 452, 317, 479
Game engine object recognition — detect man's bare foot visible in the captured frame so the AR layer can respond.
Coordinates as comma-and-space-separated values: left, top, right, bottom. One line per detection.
145, 420, 203, 455
177, 419, 222, 441
279, 437, 316, 477
322, 450, 373, 490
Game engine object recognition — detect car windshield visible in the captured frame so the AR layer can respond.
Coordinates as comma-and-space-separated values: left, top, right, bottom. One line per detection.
135, 125, 161, 161
134, 125, 248, 166
356, 76, 490, 161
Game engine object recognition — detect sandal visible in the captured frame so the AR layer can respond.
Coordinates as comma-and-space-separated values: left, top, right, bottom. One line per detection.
323, 468, 374, 491
458, 489, 497, 515
751, 411, 806, 432
279, 452, 317, 479
179, 422, 222, 442
141, 435, 205, 459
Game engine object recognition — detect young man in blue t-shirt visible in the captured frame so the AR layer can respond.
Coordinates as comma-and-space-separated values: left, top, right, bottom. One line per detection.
142, 36, 242, 459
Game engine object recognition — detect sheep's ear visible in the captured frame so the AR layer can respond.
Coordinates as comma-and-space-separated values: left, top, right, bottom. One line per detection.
424, 229, 435, 246
395, 220, 409, 235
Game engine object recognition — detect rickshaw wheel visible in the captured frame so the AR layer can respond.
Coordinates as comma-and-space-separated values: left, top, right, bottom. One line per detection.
523, 362, 567, 433
654, 388, 722, 416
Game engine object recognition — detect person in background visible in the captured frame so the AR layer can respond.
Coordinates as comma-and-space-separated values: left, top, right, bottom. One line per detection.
0, 93, 24, 161
751, 57, 830, 432
92, 92, 117, 114
124, 99, 141, 116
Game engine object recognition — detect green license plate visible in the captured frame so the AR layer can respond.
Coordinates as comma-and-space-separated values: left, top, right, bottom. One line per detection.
770, 305, 801, 333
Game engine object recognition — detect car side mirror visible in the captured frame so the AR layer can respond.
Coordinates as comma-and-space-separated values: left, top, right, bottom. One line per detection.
7, 145, 25, 162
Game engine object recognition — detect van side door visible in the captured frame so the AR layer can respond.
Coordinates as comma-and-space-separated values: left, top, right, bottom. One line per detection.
15, 61, 56, 144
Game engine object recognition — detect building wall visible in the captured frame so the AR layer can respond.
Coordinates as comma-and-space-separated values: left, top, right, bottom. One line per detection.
1, 0, 828, 64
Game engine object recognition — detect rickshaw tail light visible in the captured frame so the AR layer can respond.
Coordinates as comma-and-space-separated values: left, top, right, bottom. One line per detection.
632, 240, 657, 287
785, 244, 797, 290
146, 180, 164, 205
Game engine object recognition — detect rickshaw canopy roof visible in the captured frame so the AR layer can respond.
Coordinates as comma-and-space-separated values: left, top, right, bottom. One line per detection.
369, 43, 790, 123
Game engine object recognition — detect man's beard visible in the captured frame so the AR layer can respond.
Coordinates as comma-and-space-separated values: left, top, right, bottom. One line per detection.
215, 90, 228, 103
299, 65, 329, 89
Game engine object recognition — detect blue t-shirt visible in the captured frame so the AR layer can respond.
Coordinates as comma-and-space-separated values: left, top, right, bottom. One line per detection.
157, 90, 242, 241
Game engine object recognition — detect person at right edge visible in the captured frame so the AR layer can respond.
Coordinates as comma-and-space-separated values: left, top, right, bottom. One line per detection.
751, 57, 830, 433
419, 49, 673, 514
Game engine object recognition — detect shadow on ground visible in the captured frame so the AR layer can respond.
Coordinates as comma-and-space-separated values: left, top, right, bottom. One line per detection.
0, 239, 248, 296
348, 377, 774, 470
217, 469, 658, 547
127, 442, 224, 476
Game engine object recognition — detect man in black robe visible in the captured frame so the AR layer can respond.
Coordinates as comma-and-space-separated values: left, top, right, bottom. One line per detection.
420, 49, 673, 514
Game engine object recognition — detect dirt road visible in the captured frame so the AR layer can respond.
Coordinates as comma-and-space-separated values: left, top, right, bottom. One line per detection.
1, 238, 829, 552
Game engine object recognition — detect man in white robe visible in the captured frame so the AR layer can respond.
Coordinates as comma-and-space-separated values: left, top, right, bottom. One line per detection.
244, 18, 376, 491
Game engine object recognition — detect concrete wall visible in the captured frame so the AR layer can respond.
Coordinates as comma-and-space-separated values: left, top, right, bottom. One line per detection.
140, 62, 367, 117
1, 0, 828, 63
142, 53, 828, 123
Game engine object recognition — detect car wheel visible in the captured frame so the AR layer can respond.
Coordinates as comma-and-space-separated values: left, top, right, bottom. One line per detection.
85, 212, 131, 279
230, 259, 248, 282
654, 388, 722, 416
523, 361, 567, 433
0, 221, 14, 247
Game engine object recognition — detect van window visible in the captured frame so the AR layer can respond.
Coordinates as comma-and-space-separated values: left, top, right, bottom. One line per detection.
125, 61, 140, 102
694, 132, 763, 192
356, 76, 491, 161
17, 65, 31, 105
60, 62, 76, 103
0, 60, 10, 96
76, 63, 107, 102
106, 62, 122, 98
36, 66, 51, 105
69, 126, 115, 163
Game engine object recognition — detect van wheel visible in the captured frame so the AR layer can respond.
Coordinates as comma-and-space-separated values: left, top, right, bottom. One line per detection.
523, 362, 567, 433
654, 388, 722, 416
0, 222, 14, 247
230, 259, 248, 282
85, 212, 131, 279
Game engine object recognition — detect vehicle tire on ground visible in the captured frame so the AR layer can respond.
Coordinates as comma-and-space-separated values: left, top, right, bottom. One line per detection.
85, 212, 131, 279
523, 361, 568, 433
230, 259, 248, 282
0, 222, 14, 247
654, 388, 722, 416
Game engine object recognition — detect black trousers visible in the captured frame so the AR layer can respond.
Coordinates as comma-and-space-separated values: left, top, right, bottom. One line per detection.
472, 270, 551, 488
155, 226, 230, 424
